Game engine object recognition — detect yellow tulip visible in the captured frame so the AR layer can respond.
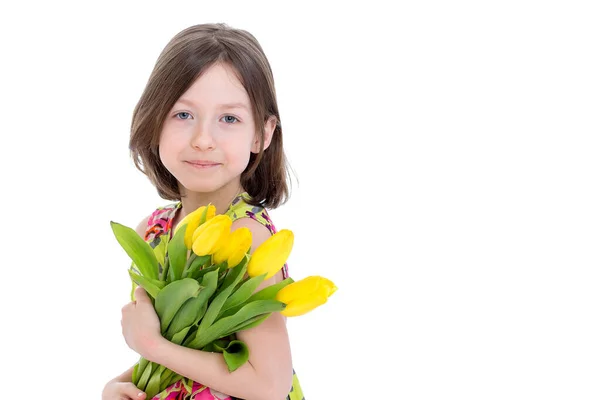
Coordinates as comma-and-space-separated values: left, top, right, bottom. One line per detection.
191, 215, 232, 256
190, 206, 218, 244
212, 227, 253, 267
276, 276, 337, 317
205, 204, 216, 221
174, 204, 217, 249
247, 229, 294, 279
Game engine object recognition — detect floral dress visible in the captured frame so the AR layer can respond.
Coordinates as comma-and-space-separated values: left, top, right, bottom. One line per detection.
141, 192, 304, 400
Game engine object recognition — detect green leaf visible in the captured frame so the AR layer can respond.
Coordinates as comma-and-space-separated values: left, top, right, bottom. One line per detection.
189, 299, 285, 349
224, 313, 271, 337
248, 277, 294, 302
197, 259, 247, 333
159, 368, 179, 393
166, 269, 219, 340
137, 360, 154, 391
160, 368, 174, 388
163, 372, 183, 393
190, 264, 220, 282
128, 270, 164, 299
217, 256, 249, 293
219, 277, 294, 319
182, 254, 212, 278
167, 223, 188, 282
160, 257, 170, 282
110, 221, 159, 280
221, 340, 250, 372
171, 325, 193, 345
132, 362, 139, 385
219, 273, 267, 318
133, 357, 149, 386
145, 365, 166, 398
152, 235, 169, 280
203, 338, 230, 353
155, 278, 202, 332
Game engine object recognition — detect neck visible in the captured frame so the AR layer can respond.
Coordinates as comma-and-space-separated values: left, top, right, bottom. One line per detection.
178, 182, 244, 218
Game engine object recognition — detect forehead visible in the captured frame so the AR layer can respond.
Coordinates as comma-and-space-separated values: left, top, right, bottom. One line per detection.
175, 63, 251, 111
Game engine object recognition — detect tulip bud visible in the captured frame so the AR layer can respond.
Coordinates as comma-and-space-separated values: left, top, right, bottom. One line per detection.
191, 215, 232, 256
276, 276, 337, 317
247, 229, 294, 280
174, 204, 217, 249
213, 227, 253, 267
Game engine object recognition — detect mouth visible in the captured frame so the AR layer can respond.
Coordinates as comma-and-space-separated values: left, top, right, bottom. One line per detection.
185, 161, 221, 168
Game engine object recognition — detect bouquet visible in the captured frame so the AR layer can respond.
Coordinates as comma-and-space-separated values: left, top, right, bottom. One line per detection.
110, 204, 336, 398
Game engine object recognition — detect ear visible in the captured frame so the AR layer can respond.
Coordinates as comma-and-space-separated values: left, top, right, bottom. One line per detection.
251, 116, 277, 154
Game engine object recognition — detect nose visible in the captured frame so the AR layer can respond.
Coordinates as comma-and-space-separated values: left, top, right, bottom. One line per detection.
190, 121, 216, 151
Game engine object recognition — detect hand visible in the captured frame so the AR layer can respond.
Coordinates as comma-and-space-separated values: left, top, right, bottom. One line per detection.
102, 379, 147, 400
121, 286, 163, 360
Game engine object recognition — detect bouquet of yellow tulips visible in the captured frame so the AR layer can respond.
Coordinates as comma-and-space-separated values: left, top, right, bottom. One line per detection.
110, 204, 336, 398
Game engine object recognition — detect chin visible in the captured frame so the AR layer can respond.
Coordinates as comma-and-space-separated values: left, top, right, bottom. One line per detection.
180, 181, 224, 194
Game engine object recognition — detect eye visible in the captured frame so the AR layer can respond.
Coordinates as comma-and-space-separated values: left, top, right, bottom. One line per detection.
175, 112, 192, 120
221, 115, 239, 124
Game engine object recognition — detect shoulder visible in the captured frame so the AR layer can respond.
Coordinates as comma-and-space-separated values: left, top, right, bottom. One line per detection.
135, 215, 153, 239
135, 202, 181, 241
227, 193, 277, 235
231, 217, 272, 252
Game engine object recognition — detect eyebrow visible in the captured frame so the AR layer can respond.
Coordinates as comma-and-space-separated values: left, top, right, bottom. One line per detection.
176, 98, 250, 111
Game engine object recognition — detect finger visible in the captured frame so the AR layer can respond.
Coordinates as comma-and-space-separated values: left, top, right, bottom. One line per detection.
134, 286, 150, 303
121, 301, 135, 314
122, 382, 146, 399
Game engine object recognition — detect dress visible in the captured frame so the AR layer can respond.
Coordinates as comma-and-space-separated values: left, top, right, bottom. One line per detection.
140, 192, 305, 400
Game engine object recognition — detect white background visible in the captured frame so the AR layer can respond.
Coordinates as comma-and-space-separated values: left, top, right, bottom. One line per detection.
1, 1, 599, 399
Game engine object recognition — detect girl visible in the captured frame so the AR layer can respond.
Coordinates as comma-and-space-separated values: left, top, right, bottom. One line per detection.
102, 23, 304, 400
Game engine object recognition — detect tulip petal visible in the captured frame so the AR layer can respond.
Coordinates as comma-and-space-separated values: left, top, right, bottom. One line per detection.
247, 229, 294, 279
276, 276, 337, 317
276, 276, 321, 304
192, 215, 232, 256
281, 292, 328, 317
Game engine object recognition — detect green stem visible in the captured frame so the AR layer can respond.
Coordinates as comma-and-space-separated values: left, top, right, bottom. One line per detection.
159, 257, 170, 281
182, 253, 198, 278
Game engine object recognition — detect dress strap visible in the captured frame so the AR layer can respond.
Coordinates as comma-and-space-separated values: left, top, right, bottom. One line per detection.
226, 193, 276, 234
226, 193, 289, 279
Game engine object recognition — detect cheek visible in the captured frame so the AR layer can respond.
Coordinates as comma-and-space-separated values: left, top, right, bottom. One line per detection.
158, 131, 180, 166
223, 137, 253, 162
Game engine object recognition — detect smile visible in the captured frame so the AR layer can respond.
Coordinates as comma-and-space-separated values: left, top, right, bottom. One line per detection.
185, 161, 221, 169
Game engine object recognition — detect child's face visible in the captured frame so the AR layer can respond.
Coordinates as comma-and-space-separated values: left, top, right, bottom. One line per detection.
159, 62, 259, 196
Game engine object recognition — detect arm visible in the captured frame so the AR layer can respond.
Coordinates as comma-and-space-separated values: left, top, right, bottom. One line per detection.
142, 218, 293, 400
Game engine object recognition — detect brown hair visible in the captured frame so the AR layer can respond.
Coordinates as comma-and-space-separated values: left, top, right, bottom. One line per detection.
129, 23, 291, 209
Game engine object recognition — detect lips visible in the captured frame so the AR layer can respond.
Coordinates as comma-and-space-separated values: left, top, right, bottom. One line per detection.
186, 160, 220, 166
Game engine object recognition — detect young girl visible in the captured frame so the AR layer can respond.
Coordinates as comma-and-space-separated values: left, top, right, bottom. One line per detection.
102, 23, 304, 400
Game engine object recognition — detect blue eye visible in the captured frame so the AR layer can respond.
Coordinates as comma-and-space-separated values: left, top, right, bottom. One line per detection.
222, 115, 239, 124
175, 112, 191, 120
